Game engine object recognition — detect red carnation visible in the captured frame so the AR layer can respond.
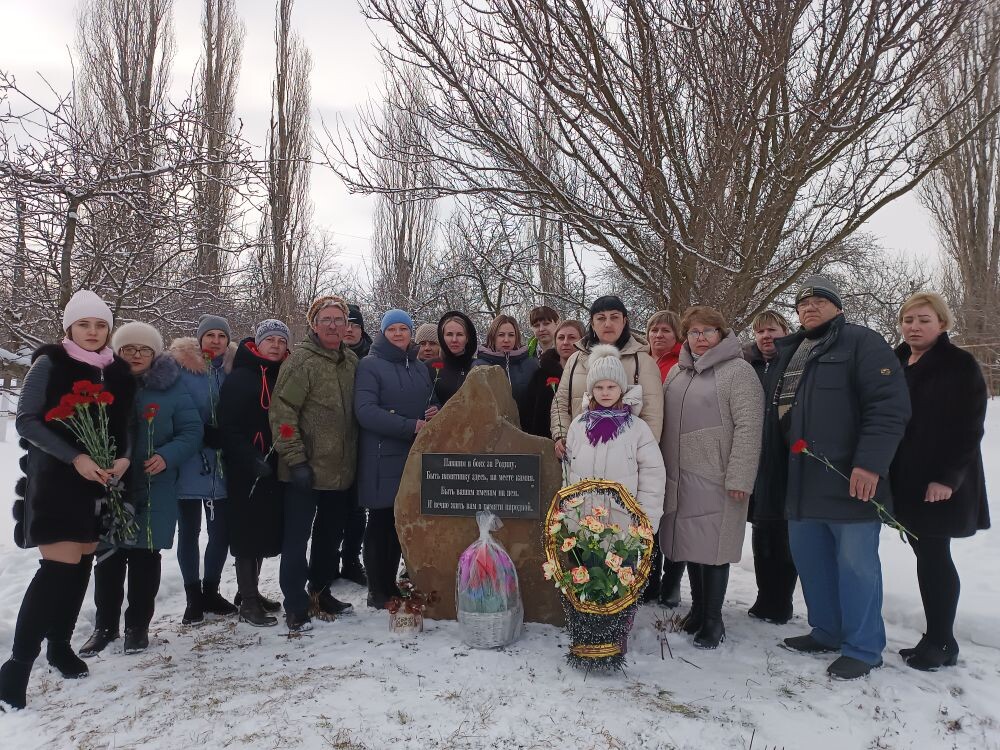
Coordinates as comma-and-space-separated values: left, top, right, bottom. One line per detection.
45, 404, 75, 422
202, 348, 215, 359
791, 439, 808, 455
95, 391, 115, 406
546, 377, 560, 387
144, 404, 160, 421
431, 361, 444, 371
278, 423, 295, 439
72, 380, 103, 396
60, 393, 84, 409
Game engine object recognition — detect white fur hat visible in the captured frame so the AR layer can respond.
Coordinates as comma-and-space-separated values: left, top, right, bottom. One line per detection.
586, 344, 628, 392
111, 321, 164, 355
62, 290, 114, 332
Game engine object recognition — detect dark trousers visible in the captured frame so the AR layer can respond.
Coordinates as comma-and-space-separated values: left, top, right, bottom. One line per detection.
908, 534, 960, 648
364, 508, 401, 599
280, 484, 352, 616
94, 548, 162, 631
751, 520, 798, 614
340, 482, 367, 567
176, 498, 230, 585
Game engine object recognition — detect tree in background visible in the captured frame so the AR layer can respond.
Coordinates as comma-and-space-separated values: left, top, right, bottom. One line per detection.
333, 0, 999, 327
256, 0, 313, 323
921, 6, 1000, 392
193, 0, 246, 297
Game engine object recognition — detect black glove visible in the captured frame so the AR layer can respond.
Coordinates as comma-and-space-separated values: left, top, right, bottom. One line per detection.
289, 463, 314, 491
253, 456, 273, 479
203, 424, 223, 450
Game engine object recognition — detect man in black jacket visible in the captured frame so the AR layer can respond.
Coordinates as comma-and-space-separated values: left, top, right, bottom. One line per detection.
756, 275, 910, 680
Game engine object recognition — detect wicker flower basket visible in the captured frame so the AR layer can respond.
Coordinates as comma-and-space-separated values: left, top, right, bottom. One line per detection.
562, 600, 637, 671
458, 601, 523, 649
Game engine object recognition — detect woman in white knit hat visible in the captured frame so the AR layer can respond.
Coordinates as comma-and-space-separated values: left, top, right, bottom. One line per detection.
2, 291, 136, 710
78, 322, 203, 658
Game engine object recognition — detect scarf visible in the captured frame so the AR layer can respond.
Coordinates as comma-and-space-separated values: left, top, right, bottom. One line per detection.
584, 406, 633, 446
62, 337, 115, 368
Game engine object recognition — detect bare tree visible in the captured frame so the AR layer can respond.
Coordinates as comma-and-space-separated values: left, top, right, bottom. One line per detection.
193, 0, 245, 293
920, 6, 1000, 385
366, 64, 437, 314
328, 0, 1000, 327
258, 0, 313, 322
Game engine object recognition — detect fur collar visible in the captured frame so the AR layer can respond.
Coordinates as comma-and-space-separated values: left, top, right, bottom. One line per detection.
141, 353, 181, 392
169, 336, 237, 375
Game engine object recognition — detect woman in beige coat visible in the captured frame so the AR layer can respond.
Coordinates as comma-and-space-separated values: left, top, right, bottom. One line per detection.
660, 306, 764, 649
552, 296, 662, 458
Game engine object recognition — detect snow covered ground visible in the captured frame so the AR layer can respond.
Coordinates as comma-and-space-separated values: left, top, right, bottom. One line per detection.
0, 410, 998, 750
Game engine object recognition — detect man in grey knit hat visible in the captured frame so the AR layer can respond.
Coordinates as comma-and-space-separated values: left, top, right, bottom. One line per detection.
753, 273, 911, 680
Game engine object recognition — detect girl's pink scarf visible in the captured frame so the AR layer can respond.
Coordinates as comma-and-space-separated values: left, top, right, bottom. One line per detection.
62, 337, 115, 369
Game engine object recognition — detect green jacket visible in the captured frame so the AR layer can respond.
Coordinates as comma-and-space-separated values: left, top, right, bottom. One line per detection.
270, 335, 359, 490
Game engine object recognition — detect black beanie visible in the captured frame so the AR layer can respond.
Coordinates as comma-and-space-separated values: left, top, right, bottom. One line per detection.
347, 304, 365, 331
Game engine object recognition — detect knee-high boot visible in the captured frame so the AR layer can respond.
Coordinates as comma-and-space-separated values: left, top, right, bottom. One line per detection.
1, 560, 80, 710
694, 564, 730, 650
46, 553, 93, 678
681, 563, 703, 635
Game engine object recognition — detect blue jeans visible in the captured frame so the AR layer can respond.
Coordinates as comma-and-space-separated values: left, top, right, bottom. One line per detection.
279, 484, 351, 617
176, 498, 230, 586
788, 519, 885, 665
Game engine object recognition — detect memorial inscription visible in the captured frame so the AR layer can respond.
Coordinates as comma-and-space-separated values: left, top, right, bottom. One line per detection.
421, 453, 540, 518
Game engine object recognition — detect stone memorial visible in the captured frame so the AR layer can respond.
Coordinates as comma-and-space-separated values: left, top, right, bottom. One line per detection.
395, 365, 564, 625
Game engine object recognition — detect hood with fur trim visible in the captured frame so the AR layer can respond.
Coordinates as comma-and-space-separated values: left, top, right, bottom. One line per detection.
169, 336, 237, 375
140, 352, 182, 392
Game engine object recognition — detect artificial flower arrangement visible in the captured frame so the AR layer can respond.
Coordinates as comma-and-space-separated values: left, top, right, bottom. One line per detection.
387, 580, 438, 635
45, 380, 137, 548
543, 478, 654, 671
456, 511, 524, 648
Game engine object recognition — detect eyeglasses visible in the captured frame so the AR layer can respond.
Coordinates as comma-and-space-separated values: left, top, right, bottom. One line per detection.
796, 297, 832, 312
315, 316, 347, 328
687, 328, 721, 341
120, 345, 155, 358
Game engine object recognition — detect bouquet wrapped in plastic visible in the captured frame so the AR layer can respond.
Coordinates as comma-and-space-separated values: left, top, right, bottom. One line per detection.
456, 511, 523, 649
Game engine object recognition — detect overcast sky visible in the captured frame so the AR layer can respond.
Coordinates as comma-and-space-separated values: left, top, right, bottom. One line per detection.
2, 0, 940, 275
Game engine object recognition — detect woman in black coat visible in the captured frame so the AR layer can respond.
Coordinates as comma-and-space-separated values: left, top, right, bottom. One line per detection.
218, 322, 291, 627
431, 310, 479, 405
2, 291, 136, 710
890, 292, 989, 672
520, 320, 584, 437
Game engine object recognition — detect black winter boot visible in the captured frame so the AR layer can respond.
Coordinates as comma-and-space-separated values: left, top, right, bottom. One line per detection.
309, 586, 353, 621
681, 563, 704, 635
201, 579, 238, 616
46, 553, 93, 678
642, 534, 663, 603
340, 559, 368, 587
182, 583, 204, 625
236, 558, 277, 627
659, 559, 686, 609
79, 628, 119, 658
123, 628, 149, 655
2, 560, 78, 709
694, 564, 729, 650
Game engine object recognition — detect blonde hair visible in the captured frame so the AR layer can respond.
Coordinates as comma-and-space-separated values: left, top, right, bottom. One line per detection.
751, 310, 791, 334
646, 310, 681, 338
486, 314, 522, 350
898, 291, 953, 331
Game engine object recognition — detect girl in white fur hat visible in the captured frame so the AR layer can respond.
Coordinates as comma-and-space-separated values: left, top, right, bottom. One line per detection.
564, 344, 666, 535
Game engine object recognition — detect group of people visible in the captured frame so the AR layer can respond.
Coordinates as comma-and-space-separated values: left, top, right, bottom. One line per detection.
0, 275, 989, 710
